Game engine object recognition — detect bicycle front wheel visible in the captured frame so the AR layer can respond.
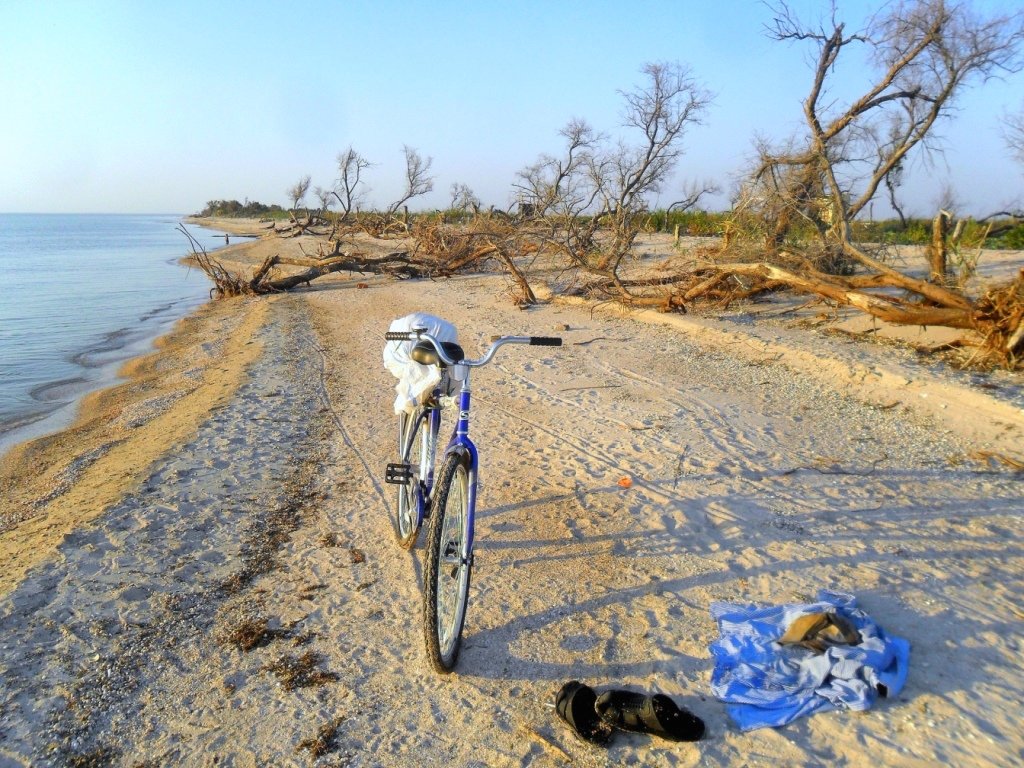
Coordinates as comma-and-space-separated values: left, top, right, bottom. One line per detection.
394, 411, 425, 549
423, 453, 472, 672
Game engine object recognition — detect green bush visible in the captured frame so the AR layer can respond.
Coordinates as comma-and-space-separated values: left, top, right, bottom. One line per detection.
196, 199, 287, 218
996, 224, 1024, 249
647, 209, 728, 236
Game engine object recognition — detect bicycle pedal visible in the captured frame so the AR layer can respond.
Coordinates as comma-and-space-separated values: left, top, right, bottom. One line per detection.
385, 463, 412, 485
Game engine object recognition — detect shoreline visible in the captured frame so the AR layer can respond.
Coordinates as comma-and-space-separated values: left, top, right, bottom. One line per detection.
0, 216, 238, 462
0, 294, 208, 459
0, 227, 271, 596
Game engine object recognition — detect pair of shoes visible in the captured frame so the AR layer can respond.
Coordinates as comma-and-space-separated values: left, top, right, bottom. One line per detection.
555, 681, 705, 746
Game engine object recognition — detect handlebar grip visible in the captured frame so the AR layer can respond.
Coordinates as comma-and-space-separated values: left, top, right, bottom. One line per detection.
384, 331, 413, 341
529, 336, 563, 346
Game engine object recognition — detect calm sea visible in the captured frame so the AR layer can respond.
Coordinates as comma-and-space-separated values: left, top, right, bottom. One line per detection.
0, 214, 234, 455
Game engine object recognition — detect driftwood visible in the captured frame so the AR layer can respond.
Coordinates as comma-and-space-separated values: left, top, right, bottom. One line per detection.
236, 251, 424, 293
575, 243, 1022, 367
178, 225, 426, 297
710, 262, 975, 328
181, 215, 1023, 367
413, 220, 538, 305
680, 261, 1024, 367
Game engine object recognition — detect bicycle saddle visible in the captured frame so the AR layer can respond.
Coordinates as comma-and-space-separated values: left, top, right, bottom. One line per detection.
411, 340, 465, 367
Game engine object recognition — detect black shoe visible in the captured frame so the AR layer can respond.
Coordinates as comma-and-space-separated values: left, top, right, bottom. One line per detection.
554, 681, 613, 746
595, 689, 705, 742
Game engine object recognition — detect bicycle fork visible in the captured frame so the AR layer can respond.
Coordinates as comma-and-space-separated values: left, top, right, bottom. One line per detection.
445, 385, 479, 561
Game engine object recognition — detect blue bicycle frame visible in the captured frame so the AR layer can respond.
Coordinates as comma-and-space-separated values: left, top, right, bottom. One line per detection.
446, 386, 479, 553
404, 371, 480, 549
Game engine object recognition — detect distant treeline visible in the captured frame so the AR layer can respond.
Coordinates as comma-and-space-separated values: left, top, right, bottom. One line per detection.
645, 209, 1024, 250
196, 199, 288, 219
195, 197, 1024, 249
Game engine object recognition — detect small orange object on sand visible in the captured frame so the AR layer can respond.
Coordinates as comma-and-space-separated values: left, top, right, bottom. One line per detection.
617, 476, 633, 488
356, 283, 369, 289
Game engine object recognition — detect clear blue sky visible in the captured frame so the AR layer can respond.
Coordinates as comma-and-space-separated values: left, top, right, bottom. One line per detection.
1, 0, 1021, 216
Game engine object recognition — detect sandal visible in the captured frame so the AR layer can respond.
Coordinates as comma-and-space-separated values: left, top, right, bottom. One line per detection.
595, 689, 705, 742
554, 681, 613, 746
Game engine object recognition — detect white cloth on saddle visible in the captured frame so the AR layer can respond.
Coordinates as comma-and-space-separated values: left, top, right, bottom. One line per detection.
383, 313, 458, 415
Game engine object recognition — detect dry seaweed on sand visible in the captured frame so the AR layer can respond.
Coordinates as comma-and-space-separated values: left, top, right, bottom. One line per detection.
218, 614, 291, 651
297, 716, 346, 758
264, 651, 339, 691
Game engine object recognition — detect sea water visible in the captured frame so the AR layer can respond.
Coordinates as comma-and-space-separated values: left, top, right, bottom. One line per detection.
0, 214, 235, 455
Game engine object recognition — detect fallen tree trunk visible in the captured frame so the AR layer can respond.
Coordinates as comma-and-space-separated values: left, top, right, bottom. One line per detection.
254, 250, 427, 291
712, 262, 976, 328
842, 241, 973, 310
178, 223, 430, 296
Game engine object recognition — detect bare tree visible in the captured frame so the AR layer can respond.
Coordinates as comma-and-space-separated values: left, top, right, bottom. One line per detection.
515, 118, 600, 218
514, 63, 711, 289
741, 0, 1024, 295
690, 2, 1024, 366
933, 180, 962, 216
332, 147, 371, 222
1006, 105, 1024, 168
591, 63, 713, 274
448, 183, 481, 214
287, 174, 312, 212
385, 146, 435, 226
882, 148, 908, 229
514, 119, 603, 263
313, 185, 333, 212
667, 179, 720, 215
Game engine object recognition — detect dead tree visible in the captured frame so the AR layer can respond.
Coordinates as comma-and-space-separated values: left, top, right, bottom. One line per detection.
693, 0, 1024, 365
743, 0, 1024, 291
287, 175, 311, 214
514, 118, 603, 266
313, 185, 333, 213
448, 183, 481, 216
412, 218, 539, 306
667, 179, 720, 219
1006, 104, 1024, 167
513, 62, 712, 295
928, 209, 952, 283
177, 224, 426, 297
384, 146, 434, 230
591, 63, 712, 277
331, 147, 371, 224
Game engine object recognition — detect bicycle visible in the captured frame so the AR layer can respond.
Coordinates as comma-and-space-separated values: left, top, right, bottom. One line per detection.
383, 327, 562, 672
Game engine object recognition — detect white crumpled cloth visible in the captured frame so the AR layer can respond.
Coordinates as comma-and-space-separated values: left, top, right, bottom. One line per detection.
383, 313, 458, 415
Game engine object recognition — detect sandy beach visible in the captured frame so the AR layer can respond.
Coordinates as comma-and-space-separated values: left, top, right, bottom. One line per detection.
1, 225, 1022, 767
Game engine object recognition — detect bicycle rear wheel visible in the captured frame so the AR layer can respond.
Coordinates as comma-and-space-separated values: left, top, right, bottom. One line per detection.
394, 411, 425, 549
423, 453, 472, 672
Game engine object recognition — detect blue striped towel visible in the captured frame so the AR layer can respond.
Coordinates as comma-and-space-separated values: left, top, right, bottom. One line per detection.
709, 590, 910, 730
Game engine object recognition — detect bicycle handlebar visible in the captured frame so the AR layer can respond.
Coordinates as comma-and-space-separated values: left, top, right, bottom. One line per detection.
384, 329, 562, 367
